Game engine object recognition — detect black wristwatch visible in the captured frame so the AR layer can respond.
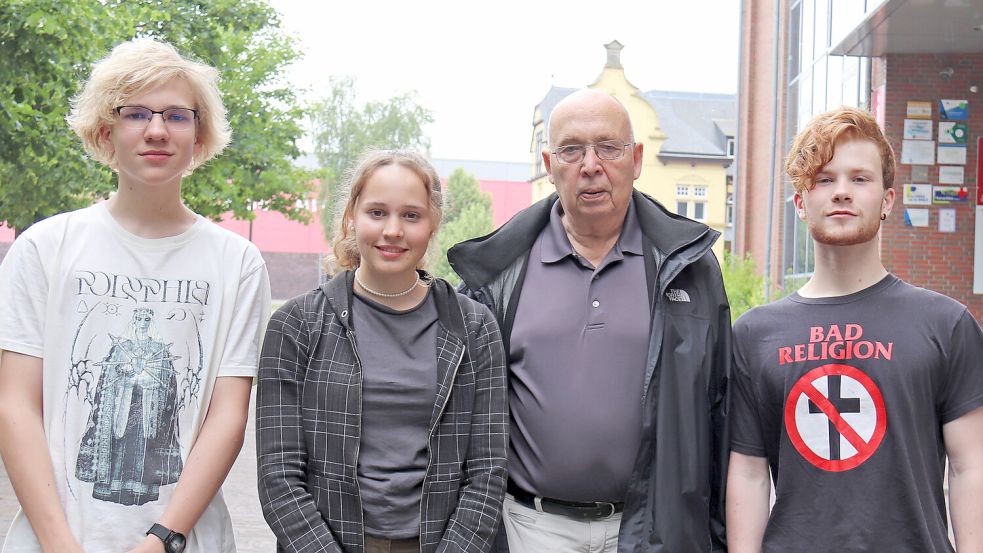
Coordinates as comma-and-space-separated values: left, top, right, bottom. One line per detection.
146, 523, 187, 553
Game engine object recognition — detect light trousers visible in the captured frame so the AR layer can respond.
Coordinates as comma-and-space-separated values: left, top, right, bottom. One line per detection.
501, 494, 622, 553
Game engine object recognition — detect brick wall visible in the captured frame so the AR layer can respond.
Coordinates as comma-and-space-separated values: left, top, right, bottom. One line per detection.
881, 53, 983, 320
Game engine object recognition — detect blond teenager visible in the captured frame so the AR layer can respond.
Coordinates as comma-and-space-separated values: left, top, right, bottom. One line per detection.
0, 39, 271, 553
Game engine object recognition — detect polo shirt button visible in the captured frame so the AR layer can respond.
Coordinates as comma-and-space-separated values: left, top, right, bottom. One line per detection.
592, 300, 600, 308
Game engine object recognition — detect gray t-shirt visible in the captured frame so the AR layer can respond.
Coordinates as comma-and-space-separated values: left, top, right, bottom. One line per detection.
732, 274, 983, 553
353, 290, 438, 539
507, 200, 650, 502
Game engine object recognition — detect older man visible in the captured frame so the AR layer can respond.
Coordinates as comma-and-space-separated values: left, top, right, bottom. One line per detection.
449, 89, 730, 553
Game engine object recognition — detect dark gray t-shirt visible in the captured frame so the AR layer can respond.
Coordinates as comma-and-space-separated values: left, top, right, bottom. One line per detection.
507, 200, 649, 502
353, 290, 438, 539
732, 275, 983, 553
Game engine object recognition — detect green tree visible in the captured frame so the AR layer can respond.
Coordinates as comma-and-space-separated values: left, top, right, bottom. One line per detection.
0, 0, 313, 234
432, 168, 493, 284
0, 1, 117, 234
721, 251, 766, 322
310, 76, 433, 240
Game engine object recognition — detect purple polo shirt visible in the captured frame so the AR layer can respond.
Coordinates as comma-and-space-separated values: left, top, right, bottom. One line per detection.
508, 199, 650, 502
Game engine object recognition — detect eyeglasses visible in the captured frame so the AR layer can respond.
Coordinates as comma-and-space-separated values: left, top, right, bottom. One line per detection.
115, 106, 199, 132
551, 141, 633, 164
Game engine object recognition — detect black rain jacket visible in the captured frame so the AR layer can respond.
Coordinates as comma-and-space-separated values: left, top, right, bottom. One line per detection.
447, 190, 730, 552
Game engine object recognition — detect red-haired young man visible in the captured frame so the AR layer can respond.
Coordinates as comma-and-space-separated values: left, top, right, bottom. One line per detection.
727, 106, 983, 553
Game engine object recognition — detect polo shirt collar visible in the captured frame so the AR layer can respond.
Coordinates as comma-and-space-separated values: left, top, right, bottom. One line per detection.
540, 197, 644, 264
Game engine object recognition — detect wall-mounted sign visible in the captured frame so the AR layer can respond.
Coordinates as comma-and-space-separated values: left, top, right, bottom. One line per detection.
903, 119, 933, 140
939, 122, 968, 144
901, 140, 935, 165
903, 184, 933, 205
906, 101, 932, 119
933, 186, 969, 204
939, 208, 956, 233
939, 166, 965, 185
940, 99, 969, 120
974, 138, 983, 294
905, 208, 930, 227
938, 144, 967, 165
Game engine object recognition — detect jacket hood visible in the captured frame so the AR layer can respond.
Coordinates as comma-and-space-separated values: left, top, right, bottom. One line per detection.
448, 189, 718, 289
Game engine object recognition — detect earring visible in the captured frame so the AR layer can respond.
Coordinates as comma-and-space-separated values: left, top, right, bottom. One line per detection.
880, 213, 887, 221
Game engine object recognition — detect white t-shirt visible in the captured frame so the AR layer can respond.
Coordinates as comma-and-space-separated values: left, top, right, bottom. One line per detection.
0, 203, 271, 553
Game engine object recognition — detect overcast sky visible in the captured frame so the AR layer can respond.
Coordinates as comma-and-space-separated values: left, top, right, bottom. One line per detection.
269, 0, 741, 163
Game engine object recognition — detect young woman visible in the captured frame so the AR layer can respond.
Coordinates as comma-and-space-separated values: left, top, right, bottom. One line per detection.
256, 150, 507, 553
0, 39, 271, 553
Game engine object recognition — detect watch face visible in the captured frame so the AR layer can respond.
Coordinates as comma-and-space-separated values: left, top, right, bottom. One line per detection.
166, 533, 186, 553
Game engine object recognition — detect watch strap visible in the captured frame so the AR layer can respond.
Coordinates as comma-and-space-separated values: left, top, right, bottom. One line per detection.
146, 523, 172, 542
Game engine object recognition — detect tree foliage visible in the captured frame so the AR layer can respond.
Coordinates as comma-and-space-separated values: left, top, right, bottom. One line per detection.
310, 76, 433, 240
0, 0, 313, 234
721, 251, 766, 322
432, 168, 493, 284
0, 0, 116, 234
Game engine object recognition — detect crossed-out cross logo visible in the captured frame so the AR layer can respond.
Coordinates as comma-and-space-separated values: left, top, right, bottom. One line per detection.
785, 364, 887, 471
779, 324, 891, 472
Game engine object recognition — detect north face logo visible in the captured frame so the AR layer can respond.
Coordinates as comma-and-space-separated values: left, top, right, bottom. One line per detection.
666, 288, 691, 302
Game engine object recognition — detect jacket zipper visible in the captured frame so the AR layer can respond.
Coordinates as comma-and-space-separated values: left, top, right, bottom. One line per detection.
639, 230, 713, 406
419, 345, 466, 553
346, 329, 366, 547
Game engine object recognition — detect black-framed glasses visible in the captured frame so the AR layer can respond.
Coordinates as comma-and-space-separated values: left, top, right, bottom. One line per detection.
552, 141, 633, 164
115, 106, 199, 132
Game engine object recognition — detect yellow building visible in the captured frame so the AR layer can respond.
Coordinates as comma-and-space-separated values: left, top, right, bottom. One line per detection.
530, 41, 736, 258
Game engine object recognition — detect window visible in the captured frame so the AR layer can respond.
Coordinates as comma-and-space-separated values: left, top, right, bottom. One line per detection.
534, 130, 544, 176
789, 1, 801, 77
780, 0, 872, 286
694, 186, 708, 198
693, 202, 706, 222
726, 138, 735, 157
676, 201, 688, 217
726, 192, 734, 226
676, 185, 689, 197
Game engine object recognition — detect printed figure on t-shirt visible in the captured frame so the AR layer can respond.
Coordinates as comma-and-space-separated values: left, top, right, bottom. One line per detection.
726, 106, 983, 553
75, 307, 184, 506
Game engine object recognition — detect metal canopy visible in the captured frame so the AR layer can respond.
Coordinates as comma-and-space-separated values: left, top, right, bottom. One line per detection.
831, 0, 983, 56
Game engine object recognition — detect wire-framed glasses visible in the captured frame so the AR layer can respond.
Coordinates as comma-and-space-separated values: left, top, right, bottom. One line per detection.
552, 141, 633, 164
115, 106, 199, 132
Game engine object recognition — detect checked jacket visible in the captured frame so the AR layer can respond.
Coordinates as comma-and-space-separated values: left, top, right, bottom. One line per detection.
256, 271, 508, 553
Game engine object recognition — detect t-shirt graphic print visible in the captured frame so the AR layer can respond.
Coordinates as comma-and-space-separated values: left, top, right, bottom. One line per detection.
72, 299, 201, 505
731, 275, 983, 553
777, 323, 891, 473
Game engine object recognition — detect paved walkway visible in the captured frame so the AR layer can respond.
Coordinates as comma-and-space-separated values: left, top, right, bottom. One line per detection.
0, 391, 276, 551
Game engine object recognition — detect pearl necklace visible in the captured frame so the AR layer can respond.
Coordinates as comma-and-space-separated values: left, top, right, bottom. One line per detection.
354, 269, 428, 298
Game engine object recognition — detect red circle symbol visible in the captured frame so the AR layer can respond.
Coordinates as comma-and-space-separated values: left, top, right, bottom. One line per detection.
784, 364, 887, 472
